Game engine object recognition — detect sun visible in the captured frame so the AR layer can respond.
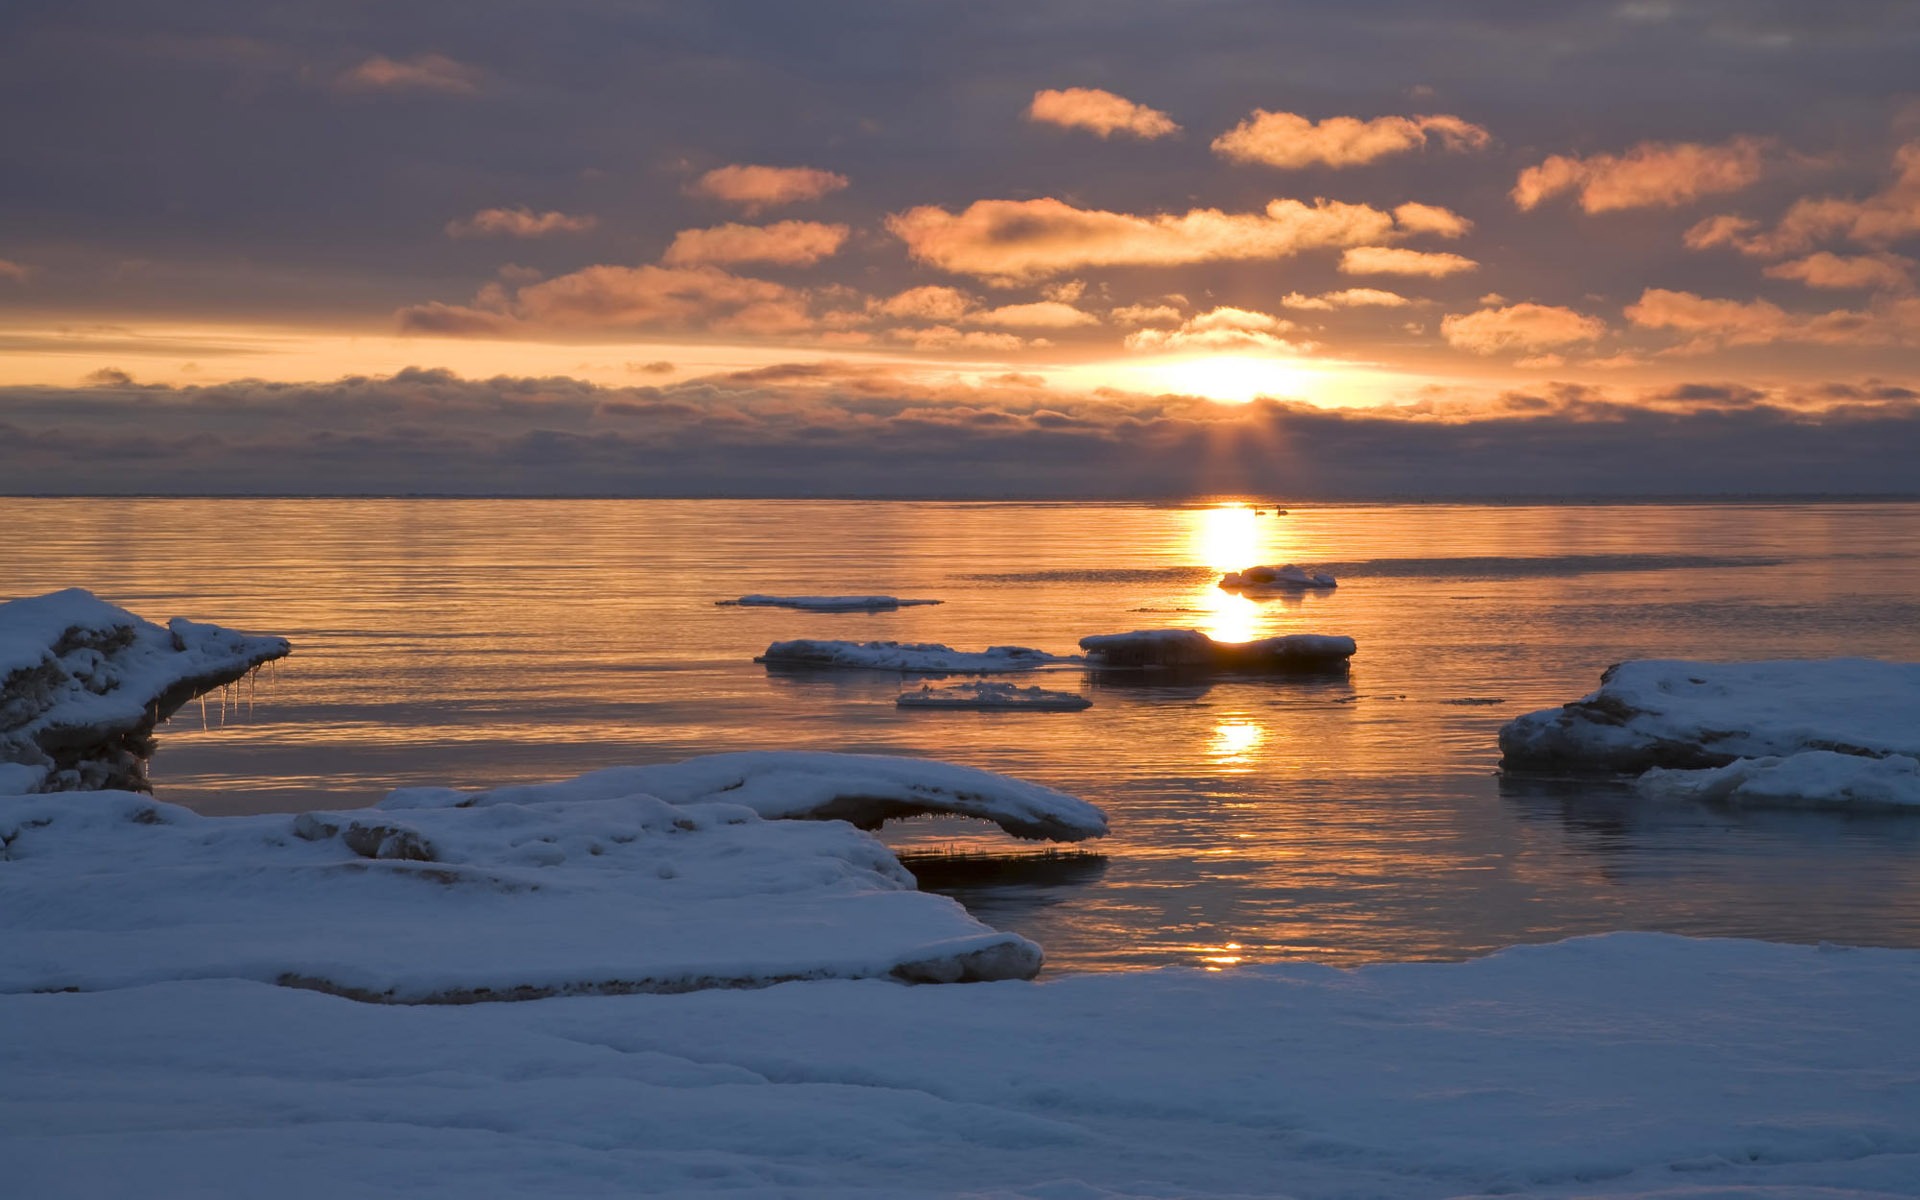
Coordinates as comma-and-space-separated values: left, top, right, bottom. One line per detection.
1136, 354, 1315, 405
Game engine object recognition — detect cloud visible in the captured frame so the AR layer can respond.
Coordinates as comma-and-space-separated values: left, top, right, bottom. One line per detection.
1512, 136, 1768, 213
1391, 202, 1473, 238
391, 302, 522, 336
1280, 288, 1412, 310
335, 53, 483, 96
964, 301, 1100, 329
1339, 247, 1478, 277
890, 326, 1033, 352
1110, 303, 1184, 325
1123, 306, 1307, 353
0, 259, 32, 283
1625, 287, 1920, 350
1762, 252, 1913, 291
872, 286, 974, 322
689, 165, 849, 214
399, 264, 814, 336
1441, 303, 1607, 354
444, 208, 597, 239
661, 221, 850, 267
1211, 111, 1491, 168
1026, 88, 1180, 139
887, 196, 1402, 283
1686, 140, 1920, 258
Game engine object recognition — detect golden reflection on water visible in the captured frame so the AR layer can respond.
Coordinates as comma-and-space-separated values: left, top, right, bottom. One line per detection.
1208, 719, 1265, 768
1183, 503, 1300, 642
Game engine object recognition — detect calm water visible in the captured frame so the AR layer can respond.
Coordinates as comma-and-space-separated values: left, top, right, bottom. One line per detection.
5, 498, 1920, 972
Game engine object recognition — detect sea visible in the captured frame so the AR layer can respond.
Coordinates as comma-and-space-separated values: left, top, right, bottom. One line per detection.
5, 497, 1919, 972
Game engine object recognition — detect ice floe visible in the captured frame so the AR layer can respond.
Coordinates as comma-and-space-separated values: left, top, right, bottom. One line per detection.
5, 934, 1918, 1197
0, 588, 289, 793
1639, 750, 1920, 811
1080, 628, 1356, 674
1500, 658, 1920, 773
1219, 563, 1337, 590
718, 594, 942, 611
897, 681, 1091, 711
758, 639, 1072, 673
0, 753, 1106, 1002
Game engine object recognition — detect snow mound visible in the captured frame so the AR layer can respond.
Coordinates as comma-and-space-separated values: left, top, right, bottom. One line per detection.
1080, 628, 1356, 673
0, 588, 290, 793
1500, 658, 1920, 773
758, 639, 1072, 673
0, 755, 1107, 1000
384, 750, 1108, 843
1220, 563, 1337, 590
718, 594, 942, 611
1639, 750, 1920, 811
897, 682, 1091, 711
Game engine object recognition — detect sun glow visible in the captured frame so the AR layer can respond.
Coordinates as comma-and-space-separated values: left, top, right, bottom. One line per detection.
1137, 354, 1314, 404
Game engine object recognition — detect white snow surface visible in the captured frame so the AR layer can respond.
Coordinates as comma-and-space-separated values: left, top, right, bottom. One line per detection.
0, 588, 290, 791
1639, 751, 1920, 811
5, 934, 1919, 1198
0, 774, 1069, 1001
1501, 658, 1920, 772
1220, 563, 1338, 589
897, 682, 1092, 711
759, 639, 1074, 673
719, 594, 943, 611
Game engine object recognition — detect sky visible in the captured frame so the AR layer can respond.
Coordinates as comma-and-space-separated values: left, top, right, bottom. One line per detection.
3, 0, 1919, 496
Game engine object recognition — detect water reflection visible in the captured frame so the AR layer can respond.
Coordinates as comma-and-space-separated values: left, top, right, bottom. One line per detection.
1208, 719, 1265, 767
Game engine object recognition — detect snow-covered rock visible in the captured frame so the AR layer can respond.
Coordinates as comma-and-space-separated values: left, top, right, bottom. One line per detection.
1639, 750, 1920, 811
758, 639, 1071, 673
0, 588, 290, 793
5, 935, 1919, 1198
897, 682, 1092, 711
1500, 658, 1920, 773
1080, 628, 1356, 673
0, 750, 1109, 1002
718, 594, 942, 611
1220, 563, 1337, 589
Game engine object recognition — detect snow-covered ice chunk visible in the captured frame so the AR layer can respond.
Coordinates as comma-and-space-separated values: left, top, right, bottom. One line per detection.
0, 588, 289, 793
897, 682, 1091, 712
718, 594, 942, 611
0, 755, 1106, 999
1220, 563, 1337, 590
1500, 658, 1920, 772
6, 935, 1920, 1198
1080, 628, 1355, 673
385, 750, 1108, 843
758, 639, 1072, 673
1639, 750, 1920, 811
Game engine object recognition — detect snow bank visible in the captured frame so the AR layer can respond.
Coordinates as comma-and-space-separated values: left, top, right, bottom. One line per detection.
1640, 750, 1920, 811
0, 754, 1100, 1000
758, 639, 1071, 673
718, 594, 942, 611
1501, 658, 1920, 772
0, 588, 290, 792
1080, 628, 1356, 673
1220, 563, 1337, 589
6, 935, 1919, 1198
385, 750, 1107, 842
897, 682, 1092, 711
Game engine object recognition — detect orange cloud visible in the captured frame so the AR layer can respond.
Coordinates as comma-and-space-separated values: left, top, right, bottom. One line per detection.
1280, 288, 1411, 310
1339, 246, 1478, 277
0, 259, 32, 282
399, 265, 815, 336
1625, 287, 1920, 350
1212, 111, 1490, 168
1392, 202, 1473, 238
872, 286, 974, 321
1762, 252, 1913, 291
1687, 140, 1920, 258
964, 301, 1100, 329
336, 53, 482, 95
1110, 303, 1183, 325
1512, 136, 1767, 213
662, 221, 850, 267
891, 326, 1034, 352
1441, 303, 1606, 354
1123, 306, 1307, 353
888, 196, 1400, 283
690, 165, 849, 214
444, 208, 597, 238
1026, 88, 1180, 139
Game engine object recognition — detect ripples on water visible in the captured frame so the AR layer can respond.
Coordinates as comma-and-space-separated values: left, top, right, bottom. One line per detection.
4, 498, 1919, 971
